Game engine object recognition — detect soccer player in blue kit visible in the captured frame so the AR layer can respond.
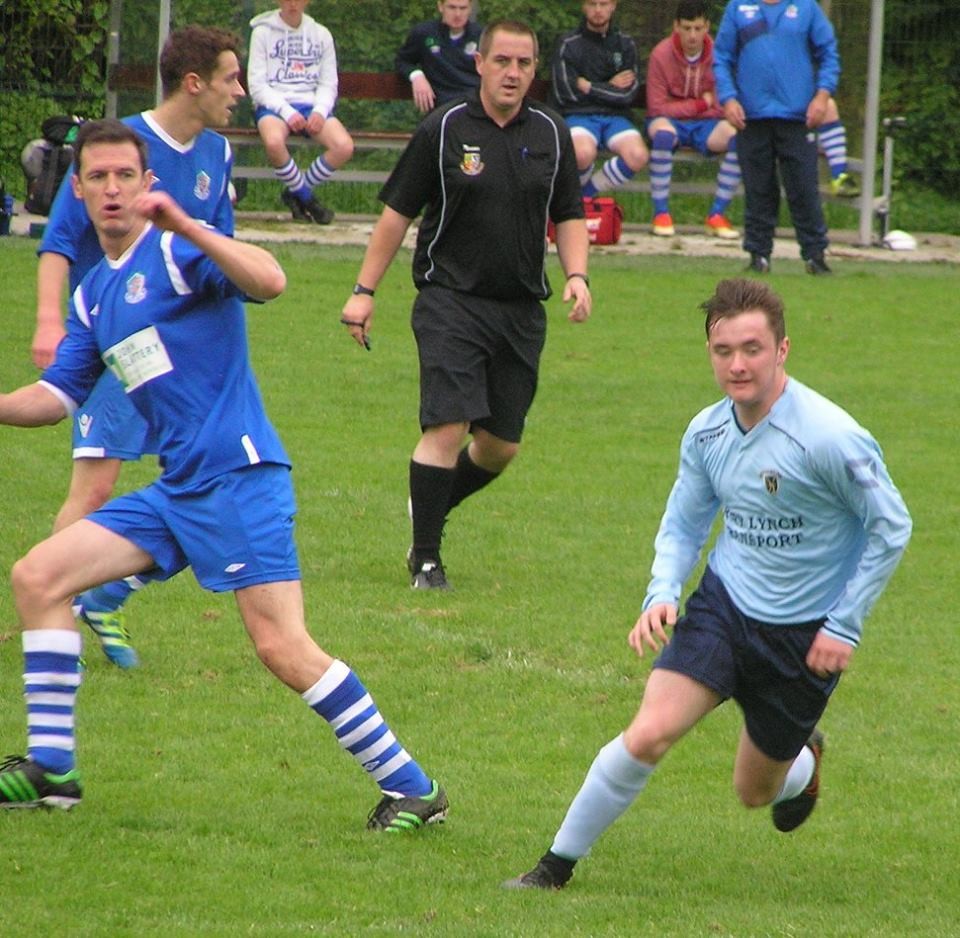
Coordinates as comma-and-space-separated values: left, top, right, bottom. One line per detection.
506, 277, 911, 889
0, 120, 447, 831
32, 27, 244, 668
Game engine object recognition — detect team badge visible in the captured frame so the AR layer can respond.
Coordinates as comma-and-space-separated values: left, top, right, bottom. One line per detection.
786, 4, 799, 17
194, 170, 211, 201
761, 470, 781, 495
613, 53, 623, 69
460, 145, 484, 176
78, 413, 93, 438
124, 272, 148, 305
464, 42, 478, 56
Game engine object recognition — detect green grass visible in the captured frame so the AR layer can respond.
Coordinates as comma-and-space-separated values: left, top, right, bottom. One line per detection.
0, 236, 957, 936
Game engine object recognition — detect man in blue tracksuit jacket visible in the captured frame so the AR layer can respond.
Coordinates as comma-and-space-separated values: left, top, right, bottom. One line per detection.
713, 0, 839, 274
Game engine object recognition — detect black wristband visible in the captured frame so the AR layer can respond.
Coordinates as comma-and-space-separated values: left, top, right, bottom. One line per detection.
353, 283, 375, 297
566, 273, 590, 288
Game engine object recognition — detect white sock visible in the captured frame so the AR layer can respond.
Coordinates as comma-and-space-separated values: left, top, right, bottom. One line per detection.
551, 734, 654, 861
773, 745, 815, 803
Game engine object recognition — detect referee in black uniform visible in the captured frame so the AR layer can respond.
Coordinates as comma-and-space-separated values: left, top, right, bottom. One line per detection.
342, 19, 591, 590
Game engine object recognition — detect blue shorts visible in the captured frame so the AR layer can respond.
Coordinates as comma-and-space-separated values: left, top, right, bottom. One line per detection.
255, 103, 325, 137
72, 371, 158, 460
565, 114, 640, 149
87, 464, 300, 592
654, 566, 839, 761
645, 118, 721, 156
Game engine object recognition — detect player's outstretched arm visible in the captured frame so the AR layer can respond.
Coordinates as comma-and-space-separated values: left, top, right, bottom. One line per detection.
0, 383, 68, 428
134, 191, 285, 301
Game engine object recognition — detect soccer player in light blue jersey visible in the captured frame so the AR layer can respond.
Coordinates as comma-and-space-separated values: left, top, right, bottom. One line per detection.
507, 277, 911, 889
0, 120, 447, 830
32, 27, 245, 668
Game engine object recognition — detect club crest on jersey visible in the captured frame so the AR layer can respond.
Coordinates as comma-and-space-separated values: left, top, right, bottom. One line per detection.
460, 145, 484, 176
785, 4, 799, 17
194, 170, 212, 201
613, 52, 623, 69
124, 272, 148, 305
761, 470, 781, 495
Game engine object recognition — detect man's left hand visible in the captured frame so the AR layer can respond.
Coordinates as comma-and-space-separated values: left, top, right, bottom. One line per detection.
563, 277, 592, 322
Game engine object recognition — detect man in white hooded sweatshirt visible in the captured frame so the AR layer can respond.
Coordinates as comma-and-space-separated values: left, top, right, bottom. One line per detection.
248, 0, 354, 224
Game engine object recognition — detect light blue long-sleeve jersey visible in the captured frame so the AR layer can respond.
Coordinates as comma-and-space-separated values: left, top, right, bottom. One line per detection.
643, 378, 911, 647
713, 0, 840, 121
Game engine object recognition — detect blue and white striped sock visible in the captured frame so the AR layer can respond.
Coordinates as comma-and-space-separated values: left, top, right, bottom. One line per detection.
591, 155, 636, 195
78, 575, 145, 617
23, 629, 82, 774
817, 121, 848, 179
304, 660, 432, 797
274, 158, 310, 199
551, 734, 653, 861
710, 136, 741, 216
304, 155, 334, 189
649, 130, 677, 215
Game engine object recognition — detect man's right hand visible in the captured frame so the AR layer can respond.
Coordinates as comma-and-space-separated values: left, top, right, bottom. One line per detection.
411, 74, 436, 114
723, 98, 746, 130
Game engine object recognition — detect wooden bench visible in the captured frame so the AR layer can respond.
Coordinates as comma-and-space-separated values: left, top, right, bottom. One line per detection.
108, 65, 859, 196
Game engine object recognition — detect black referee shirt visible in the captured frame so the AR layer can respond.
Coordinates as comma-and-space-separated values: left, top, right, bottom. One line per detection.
379, 93, 584, 301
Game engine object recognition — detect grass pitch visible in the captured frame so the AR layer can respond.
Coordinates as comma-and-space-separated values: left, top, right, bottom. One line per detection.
0, 236, 957, 936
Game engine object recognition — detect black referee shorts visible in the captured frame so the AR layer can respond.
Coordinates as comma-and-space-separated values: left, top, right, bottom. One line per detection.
411, 285, 547, 443
654, 566, 839, 762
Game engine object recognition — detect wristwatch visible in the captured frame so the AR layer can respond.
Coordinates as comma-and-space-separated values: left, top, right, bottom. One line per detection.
352, 283, 375, 297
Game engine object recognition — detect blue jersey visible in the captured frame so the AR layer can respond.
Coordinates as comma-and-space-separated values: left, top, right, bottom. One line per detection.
40, 112, 235, 289
40, 224, 288, 491
643, 378, 911, 646
713, 0, 840, 122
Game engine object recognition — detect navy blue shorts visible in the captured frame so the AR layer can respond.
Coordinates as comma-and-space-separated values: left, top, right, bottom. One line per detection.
654, 566, 839, 761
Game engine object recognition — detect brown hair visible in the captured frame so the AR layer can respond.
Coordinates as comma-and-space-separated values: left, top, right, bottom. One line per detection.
159, 25, 241, 97
73, 118, 148, 174
701, 278, 786, 344
478, 19, 539, 60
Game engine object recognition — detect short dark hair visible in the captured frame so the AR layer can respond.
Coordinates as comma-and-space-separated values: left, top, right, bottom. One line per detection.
478, 19, 539, 60
159, 25, 241, 97
701, 278, 786, 344
675, 0, 710, 22
73, 119, 148, 175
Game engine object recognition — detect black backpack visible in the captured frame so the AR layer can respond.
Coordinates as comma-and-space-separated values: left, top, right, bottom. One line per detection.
22, 115, 83, 216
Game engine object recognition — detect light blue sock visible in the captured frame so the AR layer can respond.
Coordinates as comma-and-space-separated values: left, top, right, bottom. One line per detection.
551, 734, 654, 861
304, 660, 432, 797
23, 629, 82, 774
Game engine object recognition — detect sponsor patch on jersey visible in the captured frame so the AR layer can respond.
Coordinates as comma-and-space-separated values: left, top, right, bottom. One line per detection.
761, 469, 781, 495
124, 272, 148, 305
78, 413, 93, 438
103, 325, 173, 393
194, 170, 211, 201
460, 145, 484, 176
739, 3, 760, 17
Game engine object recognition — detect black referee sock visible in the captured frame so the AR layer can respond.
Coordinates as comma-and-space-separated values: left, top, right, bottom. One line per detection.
446, 446, 500, 514
409, 460, 456, 568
